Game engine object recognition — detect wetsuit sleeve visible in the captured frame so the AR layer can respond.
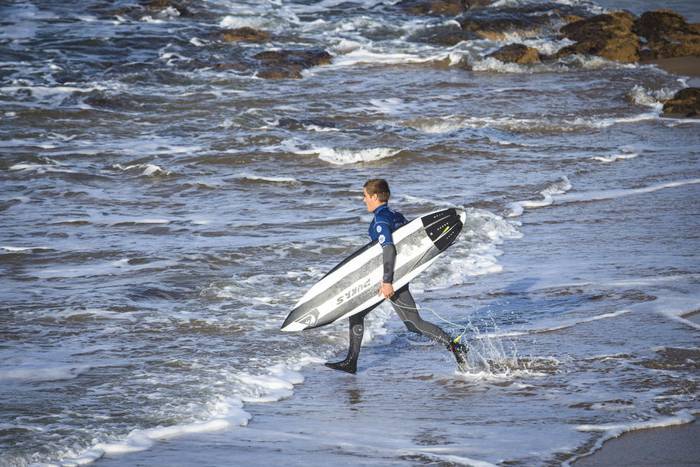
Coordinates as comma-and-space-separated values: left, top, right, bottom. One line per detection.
375, 221, 394, 246
382, 244, 397, 283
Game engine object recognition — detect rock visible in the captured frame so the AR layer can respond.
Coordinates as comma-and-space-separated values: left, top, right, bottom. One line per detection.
395, 0, 472, 16
257, 67, 303, 80
254, 49, 332, 67
145, 0, 190, 16
662, 87, 700, 117
556, 12, 639, 63
487, 43, 540, 64
458, 7, 559, 41
221, 27, 270, 43
254, 49, 332, 79
634, 10, 700, 59
408, 23, 467, 46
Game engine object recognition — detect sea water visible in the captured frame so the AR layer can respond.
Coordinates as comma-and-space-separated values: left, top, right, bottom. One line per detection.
1, 0, 698, 465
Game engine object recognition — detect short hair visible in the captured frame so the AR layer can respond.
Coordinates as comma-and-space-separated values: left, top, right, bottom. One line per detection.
364, 178, 390, 202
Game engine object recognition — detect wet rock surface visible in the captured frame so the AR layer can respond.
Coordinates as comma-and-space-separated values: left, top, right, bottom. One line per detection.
221, 27, 270, 43
254, 49, 333, 80
662, 87, 700, 117
487, 43, 541, 64
634, 11, 700, 59
395, 0, 474, 16
556, 12, 639, 63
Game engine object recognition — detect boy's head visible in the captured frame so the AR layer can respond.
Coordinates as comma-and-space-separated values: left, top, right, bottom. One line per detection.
363, 179, 390, 212
363, 178, 390, 202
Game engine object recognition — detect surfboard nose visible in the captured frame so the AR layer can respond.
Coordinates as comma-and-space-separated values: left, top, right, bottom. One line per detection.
281, 321, 306, 332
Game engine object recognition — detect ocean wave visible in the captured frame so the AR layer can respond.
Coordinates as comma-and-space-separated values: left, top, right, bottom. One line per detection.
0, 365, 91, 383
418, 208, 523, 290
554, 178, 700, 205
627, 85, 677, 110
507, 176, 572, 217
290, 143, 402, 165
232, 172, 300, 184
478, 309, 632, 339
406, 114, 659, 135
591, 152, 639, 163
566, 411, 695, 467
113, 163, 172, 177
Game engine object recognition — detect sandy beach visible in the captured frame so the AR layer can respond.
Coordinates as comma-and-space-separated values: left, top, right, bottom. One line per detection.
573, 419, 700, 466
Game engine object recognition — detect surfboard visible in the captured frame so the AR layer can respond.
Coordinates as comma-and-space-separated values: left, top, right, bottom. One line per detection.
281, 207, 466, 332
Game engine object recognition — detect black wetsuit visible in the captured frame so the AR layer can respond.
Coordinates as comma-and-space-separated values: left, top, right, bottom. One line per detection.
325, 204, 455, 374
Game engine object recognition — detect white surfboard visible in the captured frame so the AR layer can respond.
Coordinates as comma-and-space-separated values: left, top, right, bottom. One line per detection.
281, 207, 466, 332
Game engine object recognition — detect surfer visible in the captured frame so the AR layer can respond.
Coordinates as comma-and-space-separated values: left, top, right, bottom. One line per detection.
325, 179, 468, 374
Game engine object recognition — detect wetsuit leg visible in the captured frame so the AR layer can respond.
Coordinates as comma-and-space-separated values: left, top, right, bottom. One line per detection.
390, 284, 452, 346
324, 308, 372, 374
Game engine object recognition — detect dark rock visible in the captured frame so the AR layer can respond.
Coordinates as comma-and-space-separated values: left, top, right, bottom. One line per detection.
556, 12, 639, 63
254, 49, 332, 67
254, 49, 332, 80
634, 10, 700, 59
408, 23, 467, 46
145, 0, 190, 16
396, 0, 472, 16
662, 87, 700, 117
487, 43, 540, 64
257, 67, 303, 80
458, 8, 556, 41
221, 27, 270, 43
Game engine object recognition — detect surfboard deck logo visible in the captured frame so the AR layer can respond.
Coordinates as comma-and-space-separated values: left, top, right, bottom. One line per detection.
281, 208, 466, 332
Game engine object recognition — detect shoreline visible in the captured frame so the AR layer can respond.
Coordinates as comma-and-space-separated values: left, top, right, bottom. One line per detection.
572, 419, 700, 466
642, 56, 700, 87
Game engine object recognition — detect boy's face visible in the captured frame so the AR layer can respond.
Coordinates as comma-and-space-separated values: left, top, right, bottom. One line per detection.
363, 188, 381, 212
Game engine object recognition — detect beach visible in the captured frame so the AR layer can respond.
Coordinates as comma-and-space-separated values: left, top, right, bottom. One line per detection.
1, 0, 699, 466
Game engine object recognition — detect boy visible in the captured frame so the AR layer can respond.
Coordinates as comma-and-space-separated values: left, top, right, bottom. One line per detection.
325, 179, 467, 374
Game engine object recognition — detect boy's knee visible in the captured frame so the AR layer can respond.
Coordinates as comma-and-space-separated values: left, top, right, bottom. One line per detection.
403, 320, 421, 334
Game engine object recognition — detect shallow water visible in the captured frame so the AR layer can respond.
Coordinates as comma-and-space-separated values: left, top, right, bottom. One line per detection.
1, 0, 699, 466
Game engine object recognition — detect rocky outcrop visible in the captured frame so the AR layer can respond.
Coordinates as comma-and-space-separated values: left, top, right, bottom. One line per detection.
556, 12, 639, 63
145, 0, 190, 16
396, 0, 492, 16
487, 43, 540, 64
221, 27, 270, 43
254, 49, 332, 80
459, 11, 551, 41
634, 11, 700, 59
662, 88, 700, 117
407, 3, 591, 45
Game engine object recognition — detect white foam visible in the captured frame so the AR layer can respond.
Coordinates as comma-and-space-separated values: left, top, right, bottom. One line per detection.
507, 176, 572, 217
591, 152, 639, 163
566, 411, 695, 466
478, 309, 632, 339
1, 245, 51, 253
189, 37, 207, 47
554, 178, 700, 205
418, 208, 522, 290
220, 15, 270, 30
113, 163, 171, 177
627, 85, 676, 110
406, 113, 657, 135
234, 173, 299, 184
291, 144, 402, 165
0, 365, 90, 383
328, 47, 449, 69
61, 404, 250, 465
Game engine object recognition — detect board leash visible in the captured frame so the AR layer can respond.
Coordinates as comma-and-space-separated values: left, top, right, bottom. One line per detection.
390, 299, 469, 344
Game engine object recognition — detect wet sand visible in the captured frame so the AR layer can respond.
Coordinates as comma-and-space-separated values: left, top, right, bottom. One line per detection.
573, 420, 700, 466
642, 57, 700, 86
